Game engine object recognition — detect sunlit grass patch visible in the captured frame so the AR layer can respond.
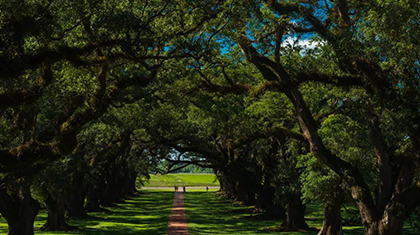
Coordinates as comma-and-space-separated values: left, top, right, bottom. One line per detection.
184, 190, 289, 235
183, 190, 418, 235
144, 173, 219, 187
0, 190, 173, 235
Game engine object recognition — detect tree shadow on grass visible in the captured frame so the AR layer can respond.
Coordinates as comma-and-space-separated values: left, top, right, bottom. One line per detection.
184, 191, 289, 235
0, 190, 175, 235
69, 191, 174, 235
184, 192, 416, 235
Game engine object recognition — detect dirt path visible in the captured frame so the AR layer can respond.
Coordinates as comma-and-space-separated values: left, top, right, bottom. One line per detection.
166, 190, 188, 235
142, 186, 219, 190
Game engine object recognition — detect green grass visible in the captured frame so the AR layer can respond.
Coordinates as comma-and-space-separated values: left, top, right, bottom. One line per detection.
185, 190, 287, 235
0, 190, 418, 234
0, 190, 173, 235
144, 173, 219, 187
184, 190, 418, 235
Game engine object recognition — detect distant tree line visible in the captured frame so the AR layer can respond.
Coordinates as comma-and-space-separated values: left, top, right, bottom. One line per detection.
172, 164, 214, 174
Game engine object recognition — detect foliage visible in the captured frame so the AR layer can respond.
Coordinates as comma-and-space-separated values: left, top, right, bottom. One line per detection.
1, 0, 420, 234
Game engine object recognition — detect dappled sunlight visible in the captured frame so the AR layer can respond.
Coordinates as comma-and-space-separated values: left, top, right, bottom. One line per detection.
184, 191, 291, 235
0, 191, 173, 235
183, 191, 418, 235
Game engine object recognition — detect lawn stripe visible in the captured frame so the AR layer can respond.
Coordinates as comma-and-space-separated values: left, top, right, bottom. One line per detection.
167, 190, 188, 235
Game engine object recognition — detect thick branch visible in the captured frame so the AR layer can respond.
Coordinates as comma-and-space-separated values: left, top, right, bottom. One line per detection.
336, 0, 351, 25
200, 81, 252, 95
232, 126, 305, 148
90, 131, 132, 167
263, 0, 300, 13
0, 63, 158, 174
89, 132, 130, 167
237, 30, 379, 219
237, 34, 289, 81
274, 25, 284, 64
0, 39, 121, 78
368, 115, 392, 213
0, 63, 52, 110
296, 73, 363, 86
163, 158, 215, 172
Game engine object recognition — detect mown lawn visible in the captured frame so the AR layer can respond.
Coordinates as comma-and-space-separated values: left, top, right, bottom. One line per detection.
144, 173, 219, 187
184, 190, 418, 235
1, 190, 418, 234
0, 190, 173, 235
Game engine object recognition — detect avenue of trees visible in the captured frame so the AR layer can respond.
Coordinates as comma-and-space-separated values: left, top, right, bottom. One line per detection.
1, 0, 420, 235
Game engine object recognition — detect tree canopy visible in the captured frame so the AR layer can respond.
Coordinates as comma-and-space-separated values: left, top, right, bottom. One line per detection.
1, 1, 420, 235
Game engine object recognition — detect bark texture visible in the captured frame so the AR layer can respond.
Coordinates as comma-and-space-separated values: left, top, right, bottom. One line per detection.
41, 196, 75, 231
66, 189, 88, 218
0, 180, 40, 235
282, 194, 310, 230
318, 189, 344, 235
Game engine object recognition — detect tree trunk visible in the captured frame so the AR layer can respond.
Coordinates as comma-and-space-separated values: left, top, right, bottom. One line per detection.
66, 167, 88, 218
222, 178, 235, 198
66, 190, 88, 218
218, 175, 225, 191
318, 189, 344, 235
282, 194, 309, 230
0, 179, 40, 235
115, 170, 129, 201
127, 171, 137, 195
101, 174, 120, 206
377, 210, 405, 235
41, 196, 75, 231
360, 202, 406, 235
257, 186, 285, 219
85, 187, 107, 212
245, 184, 257, 205
235, 180, 254, 205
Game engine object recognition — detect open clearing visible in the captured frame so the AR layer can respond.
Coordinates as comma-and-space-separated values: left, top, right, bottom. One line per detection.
143, 173, 219, 187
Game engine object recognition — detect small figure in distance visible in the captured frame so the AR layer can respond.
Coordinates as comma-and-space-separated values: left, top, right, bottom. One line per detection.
206, 186, 209, 192
183, 186, 186, 192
